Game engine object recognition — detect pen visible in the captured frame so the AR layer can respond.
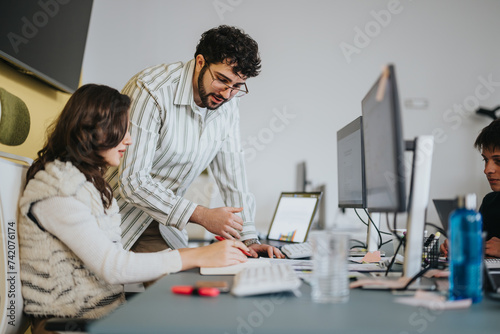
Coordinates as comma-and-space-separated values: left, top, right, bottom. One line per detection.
430, 232, 440, 249
171, 285, 220, 297
215, 236, 252, 256
424, 234, 435, 247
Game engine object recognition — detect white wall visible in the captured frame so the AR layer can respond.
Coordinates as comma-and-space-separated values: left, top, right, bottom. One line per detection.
81, 0, 500, 235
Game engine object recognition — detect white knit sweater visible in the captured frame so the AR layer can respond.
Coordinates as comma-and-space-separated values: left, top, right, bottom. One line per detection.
19, 160, 182, 318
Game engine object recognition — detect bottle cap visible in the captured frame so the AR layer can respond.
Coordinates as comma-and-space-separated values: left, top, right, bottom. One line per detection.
457, 193, 477, 210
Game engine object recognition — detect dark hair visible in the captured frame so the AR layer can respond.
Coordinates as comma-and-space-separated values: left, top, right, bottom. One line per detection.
474, 119, 500, 153
27, 84, 131, 209
194, 25, 261, 78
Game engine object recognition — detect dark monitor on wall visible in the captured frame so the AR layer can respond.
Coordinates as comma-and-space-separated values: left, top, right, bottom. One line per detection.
361, 64, 406, 213
337, 116, 366, 209
0, 0, 94, 93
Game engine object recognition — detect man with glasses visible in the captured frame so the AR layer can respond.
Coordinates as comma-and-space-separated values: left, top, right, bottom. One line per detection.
107, 25, 283, 263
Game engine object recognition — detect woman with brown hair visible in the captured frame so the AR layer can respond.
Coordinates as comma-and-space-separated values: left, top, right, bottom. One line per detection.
18, 84, 249, 333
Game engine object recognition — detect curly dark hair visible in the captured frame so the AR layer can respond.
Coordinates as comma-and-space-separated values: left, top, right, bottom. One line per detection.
26, 84, 131, 209
194, 25, 261, 78
474, 119, 500, 153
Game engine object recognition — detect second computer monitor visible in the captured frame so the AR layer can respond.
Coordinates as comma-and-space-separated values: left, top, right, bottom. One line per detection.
361, 64, 406, 213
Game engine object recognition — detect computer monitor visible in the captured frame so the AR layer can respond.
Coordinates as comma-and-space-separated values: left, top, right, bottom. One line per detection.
337, 116, 366, 209
337, 116, 380, 252
296, 161, 309, 192
360, 64, 434, 279
361, 64, 406, 213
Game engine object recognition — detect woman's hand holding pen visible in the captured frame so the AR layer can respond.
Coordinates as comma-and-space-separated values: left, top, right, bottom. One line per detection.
178, 239, 249, 270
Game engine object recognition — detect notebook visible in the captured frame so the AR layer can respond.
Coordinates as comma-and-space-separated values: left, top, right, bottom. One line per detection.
265, 192, 322, 247
432, 198, 458, 232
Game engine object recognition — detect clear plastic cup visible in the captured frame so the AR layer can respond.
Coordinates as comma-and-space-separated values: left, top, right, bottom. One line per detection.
309, 230, 350, 303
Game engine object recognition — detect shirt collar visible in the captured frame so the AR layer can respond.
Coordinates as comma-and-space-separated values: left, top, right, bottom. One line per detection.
173, 59, 196, 107
174, 58, 234, 117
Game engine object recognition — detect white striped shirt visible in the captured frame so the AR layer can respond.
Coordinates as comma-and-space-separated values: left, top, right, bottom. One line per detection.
107, 59, 257, 250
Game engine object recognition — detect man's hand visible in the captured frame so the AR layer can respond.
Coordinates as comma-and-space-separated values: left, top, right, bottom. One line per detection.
440, 239, 449, 257
247, 243, 285, 259
191, 206, 244, 239
485, 237, 500, 258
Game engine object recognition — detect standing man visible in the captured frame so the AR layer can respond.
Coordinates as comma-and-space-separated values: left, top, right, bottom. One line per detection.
107, 25, 283, 259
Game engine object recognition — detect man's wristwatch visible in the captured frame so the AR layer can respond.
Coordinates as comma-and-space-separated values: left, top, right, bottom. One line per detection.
243, 238, 261, 247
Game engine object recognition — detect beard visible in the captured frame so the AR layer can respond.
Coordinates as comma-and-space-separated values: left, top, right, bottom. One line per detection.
198, 66, 228, 110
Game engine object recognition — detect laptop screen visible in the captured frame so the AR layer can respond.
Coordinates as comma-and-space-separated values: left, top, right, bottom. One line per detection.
433, 199, 458, 232
266, 192, 322, 243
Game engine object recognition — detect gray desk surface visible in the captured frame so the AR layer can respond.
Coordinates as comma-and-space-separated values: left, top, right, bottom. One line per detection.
88, 269, 500, 334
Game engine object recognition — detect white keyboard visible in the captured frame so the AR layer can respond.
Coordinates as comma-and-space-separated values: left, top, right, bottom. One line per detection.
486, 258, 500, 269
281, 242, 312, 259
231, 264, 302, 297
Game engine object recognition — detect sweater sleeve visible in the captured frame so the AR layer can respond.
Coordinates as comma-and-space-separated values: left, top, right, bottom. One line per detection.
31, 196, 183, 285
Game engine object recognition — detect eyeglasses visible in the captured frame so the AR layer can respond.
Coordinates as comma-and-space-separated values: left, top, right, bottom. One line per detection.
206, 66, 249, 98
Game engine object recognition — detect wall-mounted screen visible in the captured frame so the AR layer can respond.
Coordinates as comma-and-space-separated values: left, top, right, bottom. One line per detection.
0, 0, 94, 93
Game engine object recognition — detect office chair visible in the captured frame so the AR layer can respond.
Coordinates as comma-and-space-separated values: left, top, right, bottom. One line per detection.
0, 153, 91, 334
0, 152, 32, 334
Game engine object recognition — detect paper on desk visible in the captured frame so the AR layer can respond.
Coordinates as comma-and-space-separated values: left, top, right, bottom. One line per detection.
394, 290, 472, 310
269, 258, 384, 273
268, 258, 313, 279
424, 269, 449, 278
360, 251, 381, 263
348, 263, 385, 272
268, 258, 312, 268
200, 258, 271, 275
349, 276, 411, 289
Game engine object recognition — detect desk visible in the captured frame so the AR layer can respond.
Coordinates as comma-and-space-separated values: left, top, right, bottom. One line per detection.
88, 270, 500, 334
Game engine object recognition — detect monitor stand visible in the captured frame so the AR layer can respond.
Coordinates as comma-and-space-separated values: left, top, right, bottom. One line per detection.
403, 135, 434, 280
352, 135, 435, 290
366, 212, 381, 253
349, 212, 385, 257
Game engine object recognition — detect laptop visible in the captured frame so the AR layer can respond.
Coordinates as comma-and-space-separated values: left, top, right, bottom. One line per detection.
264, 192, 322, 247
484, 262, 500, 294
432, 198, 458, 232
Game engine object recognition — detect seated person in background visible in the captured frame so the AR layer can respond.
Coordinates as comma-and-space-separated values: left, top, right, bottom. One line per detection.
19, 84, 249, 334
441, 119, 500, 258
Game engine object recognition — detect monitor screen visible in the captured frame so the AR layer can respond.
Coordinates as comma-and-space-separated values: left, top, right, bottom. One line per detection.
361, 64, 406, 212
337, 116, 366, 208
0, 0, 93, 93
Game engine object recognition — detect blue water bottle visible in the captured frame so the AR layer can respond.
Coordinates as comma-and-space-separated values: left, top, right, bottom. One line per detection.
448, 194, 483, 303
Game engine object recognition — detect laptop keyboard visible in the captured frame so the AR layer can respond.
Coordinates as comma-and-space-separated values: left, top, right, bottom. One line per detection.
485, 258, 500, 269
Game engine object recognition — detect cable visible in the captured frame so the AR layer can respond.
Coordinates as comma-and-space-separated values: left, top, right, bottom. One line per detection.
398, 266, 432, 291
380, 239, 392, 247
353, 208, 369, 227
363, 209, 385, 249
349, 239, 367, 249
384, 234, 405, 276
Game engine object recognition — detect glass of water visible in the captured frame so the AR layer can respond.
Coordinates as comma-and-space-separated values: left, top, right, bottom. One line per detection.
309, 230, 350, 303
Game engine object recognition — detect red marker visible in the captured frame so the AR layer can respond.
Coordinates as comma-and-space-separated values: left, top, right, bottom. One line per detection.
215, 236, 252, 257
171, 285, 220, 297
